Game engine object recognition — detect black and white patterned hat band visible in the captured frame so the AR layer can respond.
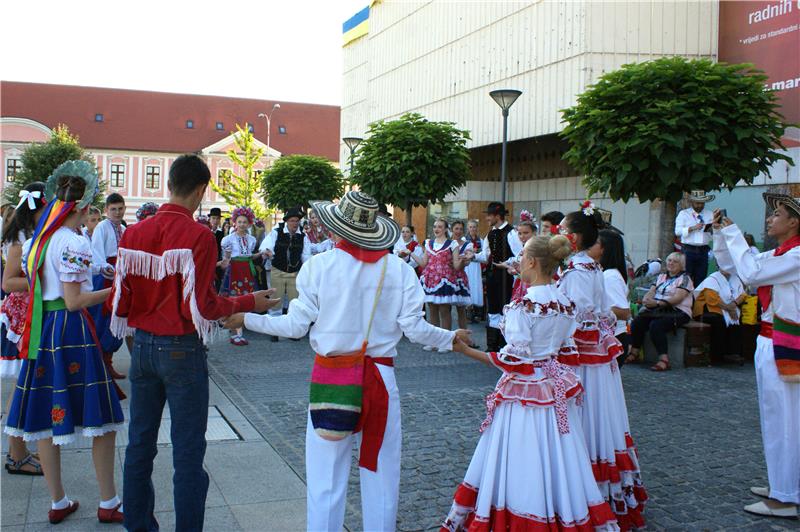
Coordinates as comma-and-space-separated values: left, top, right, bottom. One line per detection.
311, 191, 400, 251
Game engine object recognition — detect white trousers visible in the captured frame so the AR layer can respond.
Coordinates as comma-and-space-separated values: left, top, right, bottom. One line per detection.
305, 364, 401, 532
755, 335, 800, 504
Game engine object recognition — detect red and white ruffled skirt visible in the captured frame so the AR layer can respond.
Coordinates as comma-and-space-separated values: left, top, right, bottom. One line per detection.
441, 355, 619, 531
570, 327, 647, 531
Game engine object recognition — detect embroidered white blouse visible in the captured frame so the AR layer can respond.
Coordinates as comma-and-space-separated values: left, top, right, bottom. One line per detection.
221, 233, 257, 258
498, 284, 578, 362
243, 249, 455, 356
556, 251, 610, 319
23, 227, 94, 300
91, 219, 125, 272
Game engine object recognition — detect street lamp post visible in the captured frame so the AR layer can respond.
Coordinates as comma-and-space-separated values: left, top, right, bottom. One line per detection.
342, 136, 363, 178
258, 103, 281, 166
489, 89, 522, 206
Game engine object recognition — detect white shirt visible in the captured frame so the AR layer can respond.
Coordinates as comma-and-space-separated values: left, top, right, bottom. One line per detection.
91, 219, 125, 272
602, 268, 629, 336
22, 227, 94, 300
393, 238, 423, 266
694, 270, 744, 325
713, 224, 800, 325
675, 207, 713, 246
310, 239, 334, 255
243, 249, 455, 356
221, 232, 256, 258
474, 222, 519, 263
259, 225, 312, 265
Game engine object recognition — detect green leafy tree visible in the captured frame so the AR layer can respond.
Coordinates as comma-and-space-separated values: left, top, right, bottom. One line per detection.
352, 112, 471, 227
210, 123, 271, 220
262, 154, 344, 211
5, 124, 106, 208
560, 57, 792, 256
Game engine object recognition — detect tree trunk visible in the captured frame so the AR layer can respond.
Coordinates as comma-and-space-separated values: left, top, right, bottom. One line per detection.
405, 201, 413, 228
659, 200, 678, 260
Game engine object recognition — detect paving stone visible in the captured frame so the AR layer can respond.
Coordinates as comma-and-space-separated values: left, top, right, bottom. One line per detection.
206, 322, 799, 531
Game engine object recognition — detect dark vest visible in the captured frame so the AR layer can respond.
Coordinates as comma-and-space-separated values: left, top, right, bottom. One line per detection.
488, 223, 513, 269
272, 224, 304, 273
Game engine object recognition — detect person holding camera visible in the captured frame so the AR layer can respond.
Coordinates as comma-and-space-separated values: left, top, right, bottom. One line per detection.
628, 252, 694, 371
675, 190, 715, 287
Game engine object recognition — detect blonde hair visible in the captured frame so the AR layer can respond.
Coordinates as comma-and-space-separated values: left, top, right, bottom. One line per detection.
666, 251, 686, 269
524, 235, 572, 276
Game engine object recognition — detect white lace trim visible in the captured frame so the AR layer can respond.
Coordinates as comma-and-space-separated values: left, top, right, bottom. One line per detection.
110, 248, 220, 345
0, 359, 22, 378
4, 422, 125, 445
0, 312, 21, 343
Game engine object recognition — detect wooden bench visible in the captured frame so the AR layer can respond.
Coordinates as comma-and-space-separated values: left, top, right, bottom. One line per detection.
642, 321, 711, 368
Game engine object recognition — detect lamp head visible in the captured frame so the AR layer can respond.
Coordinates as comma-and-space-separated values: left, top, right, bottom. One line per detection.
257, 113, 266, 119
273, 103, 281, 111
343, 137, 363, 151
489, 89, 522, 111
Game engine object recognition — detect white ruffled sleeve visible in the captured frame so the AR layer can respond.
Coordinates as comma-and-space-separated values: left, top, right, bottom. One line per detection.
58, 235, 93, 283
497, 304, 533, 358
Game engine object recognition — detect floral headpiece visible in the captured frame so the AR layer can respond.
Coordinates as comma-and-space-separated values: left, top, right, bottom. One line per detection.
135, 202, 159, 221
44, 160, 100, 209
519, 209, 533, 222
580, 200, 595, 217
254, 219, 265, 229
196, 214, 210, 228
231, 206, 255, 225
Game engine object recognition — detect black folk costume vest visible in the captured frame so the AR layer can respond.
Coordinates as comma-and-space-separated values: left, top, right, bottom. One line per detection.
486, 223, 514, 314
272, 223, 305, 274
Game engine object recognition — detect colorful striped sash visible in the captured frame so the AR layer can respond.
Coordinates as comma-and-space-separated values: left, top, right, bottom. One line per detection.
773, 315, 800, 382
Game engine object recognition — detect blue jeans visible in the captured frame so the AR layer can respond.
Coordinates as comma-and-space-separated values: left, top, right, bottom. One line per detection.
123, 331, 210, 532
683, 244, 709, 288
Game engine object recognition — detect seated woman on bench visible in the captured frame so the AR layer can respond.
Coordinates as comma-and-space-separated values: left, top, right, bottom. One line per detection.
627, 252, 694, 371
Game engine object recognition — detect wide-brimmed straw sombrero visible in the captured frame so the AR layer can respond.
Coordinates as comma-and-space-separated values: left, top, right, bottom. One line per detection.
311, 191, 400, 251
688, 190, 715, 203
763, 192, 800, 218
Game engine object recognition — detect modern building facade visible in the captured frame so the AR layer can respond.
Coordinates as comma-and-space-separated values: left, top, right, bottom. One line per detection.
341, 0, 799, 265
1, 82, 341, 224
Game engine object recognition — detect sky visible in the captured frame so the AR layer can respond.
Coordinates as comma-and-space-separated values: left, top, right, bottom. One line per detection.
1, 0, 367, 106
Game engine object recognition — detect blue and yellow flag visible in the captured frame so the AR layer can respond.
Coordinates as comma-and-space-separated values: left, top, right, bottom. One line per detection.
343, 6, 369, 46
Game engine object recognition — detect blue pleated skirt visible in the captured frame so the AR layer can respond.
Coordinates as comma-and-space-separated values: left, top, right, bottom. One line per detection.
4, 307, 125, 445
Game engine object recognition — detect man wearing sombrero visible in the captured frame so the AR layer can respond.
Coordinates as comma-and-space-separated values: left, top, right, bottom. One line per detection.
674, 190, 715, 287
713, 192, 800, 519
225, 191, 471, 531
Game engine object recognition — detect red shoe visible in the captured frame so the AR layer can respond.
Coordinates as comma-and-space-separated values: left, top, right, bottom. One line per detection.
49, 500, 79, 524
97, 503, 124, 524
239, 337, 249, 346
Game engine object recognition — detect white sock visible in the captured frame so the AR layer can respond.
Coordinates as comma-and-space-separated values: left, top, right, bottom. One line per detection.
99, 495, 120, 510
52, 495, 71, 510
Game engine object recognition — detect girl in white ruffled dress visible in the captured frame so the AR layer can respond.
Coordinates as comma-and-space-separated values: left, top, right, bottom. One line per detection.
441, 236, 618, 531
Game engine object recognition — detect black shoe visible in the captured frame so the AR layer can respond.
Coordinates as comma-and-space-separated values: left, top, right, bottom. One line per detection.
271, 335, 279, 342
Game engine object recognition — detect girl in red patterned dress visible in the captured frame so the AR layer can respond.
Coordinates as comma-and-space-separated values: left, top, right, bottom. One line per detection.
219, 207, 260, 346
1, 182, 47, 475
418, 219, 472, 352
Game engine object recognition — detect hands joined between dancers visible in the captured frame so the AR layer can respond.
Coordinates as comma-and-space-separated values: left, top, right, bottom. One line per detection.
223, 288, 280, 330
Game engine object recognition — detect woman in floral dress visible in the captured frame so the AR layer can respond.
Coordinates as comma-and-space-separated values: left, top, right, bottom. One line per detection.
219, 206, 260, 345
4, 161, 124, 525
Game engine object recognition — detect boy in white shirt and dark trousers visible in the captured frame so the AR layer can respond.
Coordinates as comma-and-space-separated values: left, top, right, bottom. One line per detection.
225, 191, 470, 531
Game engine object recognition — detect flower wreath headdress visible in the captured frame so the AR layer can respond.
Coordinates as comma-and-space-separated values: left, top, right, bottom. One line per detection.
519, 209, 534, 222
580, 200, 595, 217
231, 206, 256, 225
136, 202, 159, 221
44, 160, 99, 209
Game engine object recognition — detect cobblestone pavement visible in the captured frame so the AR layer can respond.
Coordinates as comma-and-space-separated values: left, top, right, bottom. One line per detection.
209, 324, 799, 531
